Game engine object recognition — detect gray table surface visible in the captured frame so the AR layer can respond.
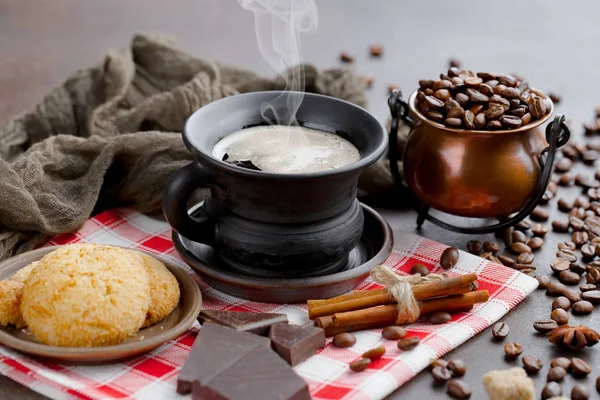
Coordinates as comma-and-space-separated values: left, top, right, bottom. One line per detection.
1, 0, 600, 398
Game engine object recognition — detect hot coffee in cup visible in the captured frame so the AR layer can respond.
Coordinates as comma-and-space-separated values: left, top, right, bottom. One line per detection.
212, 125, 361, 174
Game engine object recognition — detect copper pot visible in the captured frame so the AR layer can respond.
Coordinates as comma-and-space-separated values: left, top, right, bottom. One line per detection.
402, 90, 554, 218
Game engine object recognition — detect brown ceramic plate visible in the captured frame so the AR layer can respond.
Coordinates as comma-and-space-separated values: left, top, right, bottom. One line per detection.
0, 246, 202, 364
174, 202, 393, 303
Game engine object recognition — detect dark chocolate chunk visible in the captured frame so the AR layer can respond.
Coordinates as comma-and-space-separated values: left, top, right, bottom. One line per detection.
198, 310, 288, 336
177, 323, 270, 394
269, 323, 325, 366
192, 345, 311, 400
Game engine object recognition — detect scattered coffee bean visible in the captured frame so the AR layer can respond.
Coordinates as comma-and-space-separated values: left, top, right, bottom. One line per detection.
551, 258, 571, 274
536, 275, 551, 289
533, 319, 558, 333
546, 281, 567, 296
349, 357, 371, 372
428, 312, 451, 324
382, 326, 406, 340
411, 264, 430, 276
447, 359, 467, 377
362, 346, 385, 360
498, 255, 515, 267
552, 220, 570, 232
558, 241, 576, 250
576, 195, 591, 208
552, 296, 571, 310
531, 207, 550, 221
515, 220, 532, 231
559, 270, 581, 285
430, 358, 448, 370
581, 290, 600, 304
559, 172, 576, 186
580, 283, 597, 292
572, 300, 594, 315
492, 322, 509, 340
397, 337, 420, 350
573, 231, 590, 247
571, 262, 587, 275
541, 381, 562, 399
571, 383, 590, 400
586, 267, 600, 284
332, 332, 356, 348
547, 366, 568, 382
448, 58, 462, 68
581, 244, 596, 260
522, 355, 543, 374
369, 45, 383, 57
340, 52, 354, 63
510, 242, 531, 254
550, 357, 571, 370
441, 247, 459, 269
551, 308, 569, 325
517, 252, 534, 264
570, 216, 585, 231
532, 223, 549, 237
447, 379, 471, 399
563, 288, 582, 303
558, 198, 575, 211
571, 358, 592, 377
431, 366, 452, 384
483, 241, 500, 254
466, 240, 483, 254
556, 248, 578, 262
583, 150, 598, 164
504, 342, 524, 359
512, 230, 527, 244
527, 237, 544, 251
555, 158, 572, 172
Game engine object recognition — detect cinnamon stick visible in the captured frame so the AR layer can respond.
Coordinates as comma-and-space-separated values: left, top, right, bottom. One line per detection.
308, 273, 478, 319
314, 290, 489, 336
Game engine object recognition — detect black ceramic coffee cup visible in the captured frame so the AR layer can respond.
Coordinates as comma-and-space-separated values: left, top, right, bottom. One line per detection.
163, 91, 387, 278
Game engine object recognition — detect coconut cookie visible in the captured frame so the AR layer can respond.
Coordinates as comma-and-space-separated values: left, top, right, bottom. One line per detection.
0, 280, 26, 329
131, 252, 180, 328
10, 261, 38, 284
20, 244, 150, 347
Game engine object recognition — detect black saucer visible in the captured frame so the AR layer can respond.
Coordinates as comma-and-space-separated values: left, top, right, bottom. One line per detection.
173, 202, 393, 303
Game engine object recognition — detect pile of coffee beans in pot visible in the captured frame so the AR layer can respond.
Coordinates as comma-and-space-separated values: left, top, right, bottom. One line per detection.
416, 68, 552, 130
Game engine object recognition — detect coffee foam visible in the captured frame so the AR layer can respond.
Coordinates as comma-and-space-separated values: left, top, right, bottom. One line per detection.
212, 125, 360, 174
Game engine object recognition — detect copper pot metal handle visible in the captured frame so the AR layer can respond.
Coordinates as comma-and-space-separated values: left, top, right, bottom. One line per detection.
387, 89, 571, 234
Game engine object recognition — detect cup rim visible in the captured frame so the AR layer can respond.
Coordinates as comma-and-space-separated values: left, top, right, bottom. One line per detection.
407, 89, 554, 135
183, 91, 388, 180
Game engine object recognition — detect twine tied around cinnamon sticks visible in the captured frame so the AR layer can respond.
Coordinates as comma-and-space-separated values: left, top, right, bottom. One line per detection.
369, 265, 444, 325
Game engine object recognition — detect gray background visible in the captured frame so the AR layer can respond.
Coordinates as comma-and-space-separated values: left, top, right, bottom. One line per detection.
1, 0, 600, 398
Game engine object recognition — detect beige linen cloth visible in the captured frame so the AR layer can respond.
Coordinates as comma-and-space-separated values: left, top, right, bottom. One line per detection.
0, 34, 401, 261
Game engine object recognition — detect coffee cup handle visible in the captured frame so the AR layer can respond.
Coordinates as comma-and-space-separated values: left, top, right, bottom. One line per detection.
162, 162, 215, 246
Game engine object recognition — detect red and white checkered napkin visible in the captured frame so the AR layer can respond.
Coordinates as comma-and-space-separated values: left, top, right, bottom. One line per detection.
0, 208, 538, 400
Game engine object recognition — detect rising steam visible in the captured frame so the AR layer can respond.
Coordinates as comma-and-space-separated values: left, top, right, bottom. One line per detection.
237, 0, 318, 126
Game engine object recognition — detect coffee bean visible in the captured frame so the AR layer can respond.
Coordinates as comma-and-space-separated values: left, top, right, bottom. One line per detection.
441, 247, 459, 269
483, 241, 500, 253
551, 308, 569, 325
546, 281, 567, 296
411, 264, 430, 276
559, 270, 581, 285
541, 381, 562, 399
349, 357, 371, 372
552, 296, 571, 310
332, 332, 356, 348
571, 262, 588, 275
547, 366, 568, 382
527, 237, 544, 250
428, 312, 451, 324
533, 319, 558, 333
596, 376, 600, 394
522, 355, 543, 374
425, 110, 445, 122
447, 379, 471, 399
466, 240, 482, 254
362, 346, 385, 360
576, 195, 591, 208
430, 358, 448, 370
504, 342, 523, 359
498, 255, 515, 267
489, 322, 509, 341
512, 230, 527, 244
571, 383, 590, 400
445, 117, 463, 127
551, 357, 571, 370
555, 158, 573, 172
515, 220, 531, 231
397, 337, 420, 350
582, 244, 596, 260
551, 258, 571, 274
536, 275, 551, 289
573, 231, 590, 247
447, 359, 466, 377
500, 114, 522, 128
530, 207, 549, 221
581, 289, 600, 304
558, 241, 576, 250
552, 220, 570, 232
559, 172, 576, 186
570, 216, 585, 231
556, 249, 578, 262
587, 267, 600, 284
558, 198, 575, 212
583, 150, 598, 164
431, 366, 452, 384
572, 300, 594, 315
369, 45, 383, 57
381, 326, 406, 340
580, 283, 597, 292
511, 263, 536, 274
516, 252, 534, 265
340, 52, 354, 63
531, 223, 549, 237
563, 288, 582, 303
572, 358, 592, 377
510, 242, 531, 254
433, 80, 453, 90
